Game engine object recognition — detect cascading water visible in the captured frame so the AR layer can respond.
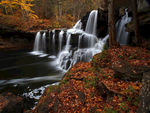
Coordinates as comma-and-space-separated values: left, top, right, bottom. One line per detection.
56, 10, 106, 71
42, 32, 46, 53
32, 9, 131, 70
73, 20, 82, 30
65, 34, 71, 51
59, 30, 64, 52
31, 10, 108, 71
52, 30, 56, 55
116, 9, 132, 45
85, 10, 98, 35
33, 32, 41, 53
32, 32, 47, 55
78, 35, 83, 49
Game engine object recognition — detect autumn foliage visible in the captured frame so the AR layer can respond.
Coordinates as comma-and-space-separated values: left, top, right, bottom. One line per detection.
34, 46, 150, 113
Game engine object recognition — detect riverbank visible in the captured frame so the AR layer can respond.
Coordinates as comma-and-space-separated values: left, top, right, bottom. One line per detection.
0, 37, 33, 50
32, 46, 150, 113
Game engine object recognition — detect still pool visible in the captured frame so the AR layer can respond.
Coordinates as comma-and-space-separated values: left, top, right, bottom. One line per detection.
0, 49, 64, 109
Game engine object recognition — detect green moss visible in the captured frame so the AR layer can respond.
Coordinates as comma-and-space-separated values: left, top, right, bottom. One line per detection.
62, 79, 69, 85
48, 85, 59, 93
84, 76, 96, 88
128, 53, 137, 59
103, 106, 118, 113
118, 55, 123, 58
99, 50, 107, 60
103, 44, 108, 51
125, 85, 135, 94
119, 102, 129, 111
90, 92, 95, 98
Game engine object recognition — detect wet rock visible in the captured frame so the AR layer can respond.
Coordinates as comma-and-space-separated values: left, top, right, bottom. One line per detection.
81, 9, 109, 38
0, 92, 24, 113
97, 9, 108, 38
81, 11, 90, 31
127, 8, 150, 48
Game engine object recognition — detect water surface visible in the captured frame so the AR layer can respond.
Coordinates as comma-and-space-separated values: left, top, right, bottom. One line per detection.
0, 49, 64, 108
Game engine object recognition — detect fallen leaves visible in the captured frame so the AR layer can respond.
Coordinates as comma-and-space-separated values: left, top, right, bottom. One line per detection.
34, 46, 150, 113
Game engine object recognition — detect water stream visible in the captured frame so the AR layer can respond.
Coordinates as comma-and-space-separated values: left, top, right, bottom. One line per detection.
0, 49, 64, 109
0, 9, 131, 109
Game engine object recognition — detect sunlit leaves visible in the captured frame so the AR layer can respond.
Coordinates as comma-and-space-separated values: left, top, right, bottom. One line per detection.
0, 0, 38, 19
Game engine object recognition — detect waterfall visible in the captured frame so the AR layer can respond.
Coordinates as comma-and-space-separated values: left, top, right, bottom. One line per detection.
73, 20, 82, 29
31, 9, 132, 71
33, 32, 41, 52
85, 10, 98, 35
42, 32, 46, 53
52, 30, 56, 55
32, 32, 47, 55
78, 35, 83, 49
116, 9, 132, 45
55, 10, 105, 70
59, 30, 64, 52
32, 10, 108, 71
65, 34, 71, 51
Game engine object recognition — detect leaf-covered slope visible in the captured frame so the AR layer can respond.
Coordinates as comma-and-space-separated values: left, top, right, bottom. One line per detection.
33, 46, 150, 113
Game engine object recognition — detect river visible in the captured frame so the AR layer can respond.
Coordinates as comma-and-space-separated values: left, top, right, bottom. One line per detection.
0, 49, 64, 109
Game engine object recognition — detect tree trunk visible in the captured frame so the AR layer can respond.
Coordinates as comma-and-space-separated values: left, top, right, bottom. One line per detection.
108, 0, 118, 47
132, 0, 141, 45
137, 71, 150, 113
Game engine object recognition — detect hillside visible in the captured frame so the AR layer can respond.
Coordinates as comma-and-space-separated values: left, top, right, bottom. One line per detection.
33, 46, 150, 113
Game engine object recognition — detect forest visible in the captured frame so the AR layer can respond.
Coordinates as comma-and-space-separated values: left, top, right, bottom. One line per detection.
0, 0, 150, 113
0, 0, 101, 31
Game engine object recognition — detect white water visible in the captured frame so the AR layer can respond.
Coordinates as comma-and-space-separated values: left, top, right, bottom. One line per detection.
73, 20, 82, 30
33, 32, 41, 53
31, 10, 107, 71
52, 30, 56, 55
32, 9, 130, 71
42, 32, 46, 53
85, 10, 98, 35
32, 32, 47, 55
116, 9, 132, 45
55, 10, 106, 70
59, 30, 64, 52
78, 35, 83, 49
